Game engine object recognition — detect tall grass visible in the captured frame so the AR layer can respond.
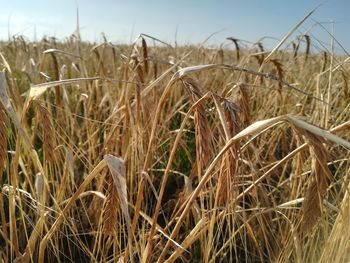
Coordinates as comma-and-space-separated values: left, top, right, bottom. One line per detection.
0, 30, 349, 263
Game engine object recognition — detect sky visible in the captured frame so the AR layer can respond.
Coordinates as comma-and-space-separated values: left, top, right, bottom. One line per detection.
0, 0, 349, 53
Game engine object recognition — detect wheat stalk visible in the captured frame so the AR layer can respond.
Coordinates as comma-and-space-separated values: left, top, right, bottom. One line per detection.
36, 102, 55, 163
182, 77, 211, 174
298, 130, 332, 232
102, 175, 120, 235
227, 37, 240, 61
0, 104, 7, 176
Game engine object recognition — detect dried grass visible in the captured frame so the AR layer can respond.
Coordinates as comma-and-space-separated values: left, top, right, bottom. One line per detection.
0, 25, 350, 263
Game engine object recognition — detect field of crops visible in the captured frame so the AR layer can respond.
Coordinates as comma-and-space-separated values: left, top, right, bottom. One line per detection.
0, 28, 350, 263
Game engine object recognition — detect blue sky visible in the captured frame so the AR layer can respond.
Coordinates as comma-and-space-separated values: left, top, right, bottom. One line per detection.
1, 0, 349, 52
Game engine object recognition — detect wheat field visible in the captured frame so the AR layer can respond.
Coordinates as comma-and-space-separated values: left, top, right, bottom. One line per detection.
0, 22, 350, 263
